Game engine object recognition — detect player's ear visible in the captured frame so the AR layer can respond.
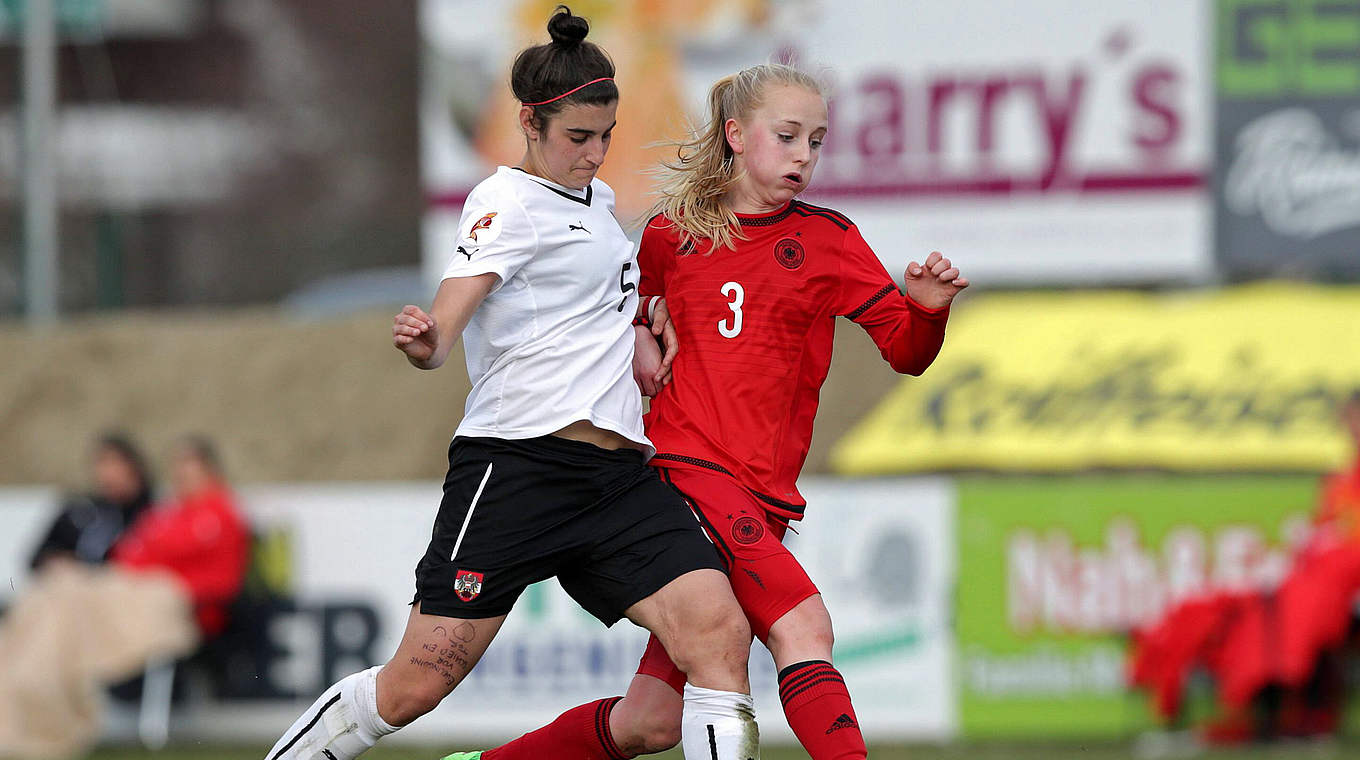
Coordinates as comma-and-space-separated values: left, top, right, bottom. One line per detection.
724, 118, 744, 155
519, 106, 540, 141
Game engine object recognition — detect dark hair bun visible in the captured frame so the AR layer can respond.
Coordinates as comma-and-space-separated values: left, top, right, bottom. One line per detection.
547, 5, 589, 47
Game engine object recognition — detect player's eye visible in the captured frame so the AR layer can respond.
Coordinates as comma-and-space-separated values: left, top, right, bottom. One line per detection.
810, 138, 823, 150
778, 133, 795, 142
570, 135, 588, 144
602, 131, 613, 142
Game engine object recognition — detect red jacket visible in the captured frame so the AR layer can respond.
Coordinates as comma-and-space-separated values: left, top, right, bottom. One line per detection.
110, 483, 249, 637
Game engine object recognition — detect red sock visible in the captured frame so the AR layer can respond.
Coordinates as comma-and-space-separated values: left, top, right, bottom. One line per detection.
777, 660, 867, 760
483, 697, 628, 760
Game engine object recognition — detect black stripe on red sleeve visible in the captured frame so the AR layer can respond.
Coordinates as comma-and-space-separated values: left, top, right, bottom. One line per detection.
794, 200, 853, 226
791, 203, 851, 230
845, 284, 898, 320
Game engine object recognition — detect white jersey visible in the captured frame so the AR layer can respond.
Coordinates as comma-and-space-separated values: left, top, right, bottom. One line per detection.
442, 166, 650, 454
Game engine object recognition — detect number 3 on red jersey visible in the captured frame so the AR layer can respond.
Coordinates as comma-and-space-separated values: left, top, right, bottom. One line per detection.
719, 281, 744, 338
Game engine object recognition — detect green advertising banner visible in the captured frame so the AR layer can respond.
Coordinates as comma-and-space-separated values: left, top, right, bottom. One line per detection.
958, 476, 1318, 737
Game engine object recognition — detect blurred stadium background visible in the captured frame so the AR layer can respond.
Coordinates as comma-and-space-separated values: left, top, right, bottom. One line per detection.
2, 0, 1360, 758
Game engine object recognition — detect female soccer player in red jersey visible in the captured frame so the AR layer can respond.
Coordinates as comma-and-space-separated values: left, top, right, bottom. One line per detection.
445, 64, 967, 760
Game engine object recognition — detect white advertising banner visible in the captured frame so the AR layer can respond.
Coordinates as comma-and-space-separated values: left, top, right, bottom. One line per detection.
421, 0, 1213, 288
0, 477, 955, 744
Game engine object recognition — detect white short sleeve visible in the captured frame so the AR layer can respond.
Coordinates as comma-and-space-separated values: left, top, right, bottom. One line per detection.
442, 187, 539, 289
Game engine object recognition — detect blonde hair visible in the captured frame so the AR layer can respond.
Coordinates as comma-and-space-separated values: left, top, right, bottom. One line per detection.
647, 63, 827, 252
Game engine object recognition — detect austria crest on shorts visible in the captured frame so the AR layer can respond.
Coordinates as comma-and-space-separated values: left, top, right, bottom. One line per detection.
453, 570, 484, 602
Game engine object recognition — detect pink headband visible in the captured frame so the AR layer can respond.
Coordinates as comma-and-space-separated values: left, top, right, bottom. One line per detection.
521, 77, 614, 107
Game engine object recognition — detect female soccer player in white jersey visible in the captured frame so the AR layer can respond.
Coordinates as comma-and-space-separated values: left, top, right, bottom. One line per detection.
445, 65, 969, 760
264, 9, 759, 760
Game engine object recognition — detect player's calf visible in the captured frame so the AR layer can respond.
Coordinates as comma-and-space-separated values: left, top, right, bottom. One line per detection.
375, 667, 453, 727
766, 597, 865, 760
607, 675, 685, 755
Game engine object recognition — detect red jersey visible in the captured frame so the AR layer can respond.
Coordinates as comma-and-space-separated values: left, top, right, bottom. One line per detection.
638, 200, 950, 521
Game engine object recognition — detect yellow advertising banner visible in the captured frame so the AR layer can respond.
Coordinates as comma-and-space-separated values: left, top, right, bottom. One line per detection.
832, 284, 1360, 474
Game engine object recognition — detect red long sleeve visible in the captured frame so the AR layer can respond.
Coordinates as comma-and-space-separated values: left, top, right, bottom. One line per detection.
834, 225, 950, 376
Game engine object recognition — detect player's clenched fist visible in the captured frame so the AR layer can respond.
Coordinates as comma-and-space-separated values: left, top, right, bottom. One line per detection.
904, 251, 969, 310
392, 304, 438, 364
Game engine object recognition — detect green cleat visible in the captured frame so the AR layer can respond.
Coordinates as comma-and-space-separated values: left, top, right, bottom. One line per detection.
441, 753, 483, 760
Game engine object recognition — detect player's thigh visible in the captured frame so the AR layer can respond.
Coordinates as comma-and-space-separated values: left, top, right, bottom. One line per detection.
377, 602, 507, 722
623, 568, 749, 686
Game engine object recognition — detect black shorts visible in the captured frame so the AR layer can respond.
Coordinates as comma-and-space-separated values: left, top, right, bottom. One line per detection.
413, 435, 725, 626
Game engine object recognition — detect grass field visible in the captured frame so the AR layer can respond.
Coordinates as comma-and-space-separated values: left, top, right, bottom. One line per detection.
86, 738, 1360, 760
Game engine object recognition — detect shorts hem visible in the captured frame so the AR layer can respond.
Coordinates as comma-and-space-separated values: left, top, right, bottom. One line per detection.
752, 588, 820, 642
411, 594, 515, 621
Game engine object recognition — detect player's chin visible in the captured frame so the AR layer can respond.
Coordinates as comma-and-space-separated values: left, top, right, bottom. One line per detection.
568, 167, 599, 187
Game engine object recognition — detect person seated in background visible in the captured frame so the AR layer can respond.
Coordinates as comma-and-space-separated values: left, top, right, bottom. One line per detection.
109, 435, 250, 639
0, 435, 250, 760
28, 432, 154, 571
1130, 391, 1360, 742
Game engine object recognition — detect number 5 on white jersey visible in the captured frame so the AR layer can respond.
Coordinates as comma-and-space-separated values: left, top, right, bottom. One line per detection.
718, 281, 744, 339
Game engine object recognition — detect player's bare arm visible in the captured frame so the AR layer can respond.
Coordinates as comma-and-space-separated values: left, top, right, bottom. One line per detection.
905, 250, 969, 309
392, 273, 498, 370
632, 294, 678, 385
632, 324, 669, 396
649, 297, 678, 377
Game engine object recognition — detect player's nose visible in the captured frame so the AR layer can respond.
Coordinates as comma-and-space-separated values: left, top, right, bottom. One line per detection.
584, 139, 606, 166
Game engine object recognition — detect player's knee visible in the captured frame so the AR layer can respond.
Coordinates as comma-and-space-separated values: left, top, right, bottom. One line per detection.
615, 708, 682, 755
816, 623, 834, 652
669, 609, 750, 677
766, 603, 835, 663
717, 610, 753, 652
609, 687, 683, 756
703, 607, 751, 654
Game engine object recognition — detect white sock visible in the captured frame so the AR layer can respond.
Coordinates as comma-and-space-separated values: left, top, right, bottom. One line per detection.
347, 665, 399, 742
265, 666, 397, 760
681, 684, 759, 760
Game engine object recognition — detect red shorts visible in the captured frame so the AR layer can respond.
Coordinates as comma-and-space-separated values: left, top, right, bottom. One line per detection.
637, 465, 820, 693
